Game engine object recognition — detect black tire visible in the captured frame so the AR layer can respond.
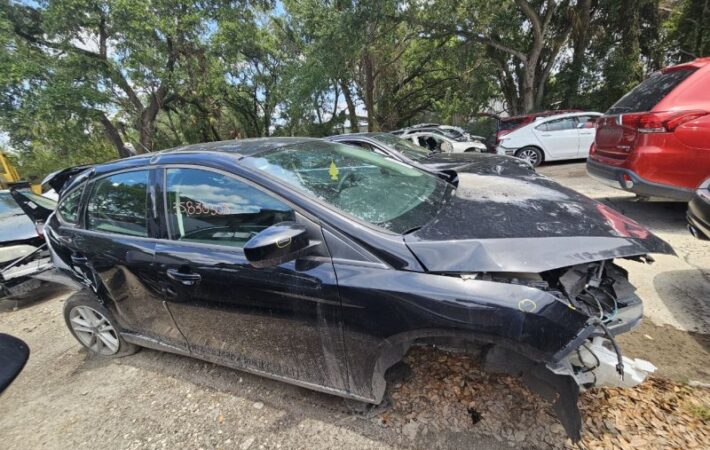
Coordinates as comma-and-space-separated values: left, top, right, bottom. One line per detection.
63, 290, 139, 357
514, 146, 543, 167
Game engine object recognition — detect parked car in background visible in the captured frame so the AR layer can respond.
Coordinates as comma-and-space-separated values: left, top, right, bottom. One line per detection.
393, 124, 486, 144
0, 188, 55, 299
495, 112, 602, 166
489, 109, 582, 150
35, 138, 670, 441
438, 125, 485, 142
403, 130, 488, 153
328, 132, 534, 181
588, 57, 710, 200
688, 176, 710, 239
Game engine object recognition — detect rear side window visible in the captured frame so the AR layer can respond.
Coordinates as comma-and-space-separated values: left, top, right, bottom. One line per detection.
86, 171, 149, 236
537, 117, 577, 132
606, 68, 697, 114
57, 187, 84, 224
164, 168, 294, 248
577, 115, 598, 128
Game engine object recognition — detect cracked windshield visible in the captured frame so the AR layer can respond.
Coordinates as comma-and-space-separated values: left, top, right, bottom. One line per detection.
242, 141, 447, 233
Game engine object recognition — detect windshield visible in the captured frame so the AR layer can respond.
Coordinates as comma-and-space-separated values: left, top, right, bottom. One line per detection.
241, 141, 447, 233
371, 133, 432, 161
606, 68, 697, 114
0, 192, 22, 218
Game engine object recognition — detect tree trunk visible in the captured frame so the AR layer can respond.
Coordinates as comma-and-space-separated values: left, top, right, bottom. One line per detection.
98, 113, 131, 158
340, 81, 359, 132
563, 0, 592, 108
361, 50, 376, 131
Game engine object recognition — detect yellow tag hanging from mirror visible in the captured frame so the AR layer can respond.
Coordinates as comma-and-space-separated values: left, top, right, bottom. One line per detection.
329, 160, 339, 181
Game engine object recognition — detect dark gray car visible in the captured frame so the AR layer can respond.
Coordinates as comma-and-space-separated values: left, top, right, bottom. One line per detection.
327, 132, 533, 177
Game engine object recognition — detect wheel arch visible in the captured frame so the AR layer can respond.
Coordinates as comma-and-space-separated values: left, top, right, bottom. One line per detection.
365, 328, 540, 403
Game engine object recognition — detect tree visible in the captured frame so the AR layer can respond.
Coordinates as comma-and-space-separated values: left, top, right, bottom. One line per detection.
284, 0, 459, 131
419, 0, 577, 114
667, 0, 710, 61
1, 0, 221, 156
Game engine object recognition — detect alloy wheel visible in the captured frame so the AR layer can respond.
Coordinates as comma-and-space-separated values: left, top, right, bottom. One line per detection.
68, 305, 120, 356
518, 148, 540, 166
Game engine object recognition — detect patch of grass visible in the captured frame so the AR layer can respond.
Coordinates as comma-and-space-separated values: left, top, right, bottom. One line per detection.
686, 403, 710, 421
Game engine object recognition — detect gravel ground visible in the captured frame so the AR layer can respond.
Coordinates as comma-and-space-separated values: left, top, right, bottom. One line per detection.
0, 160, 708, 449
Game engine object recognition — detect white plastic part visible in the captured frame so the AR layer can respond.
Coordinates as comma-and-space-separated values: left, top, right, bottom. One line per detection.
0, 245, 37, 265
570, 337, 656, 390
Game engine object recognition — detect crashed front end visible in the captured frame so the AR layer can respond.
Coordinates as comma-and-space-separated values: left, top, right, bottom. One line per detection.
546, 260, 656, 389
463, 257, 658, 441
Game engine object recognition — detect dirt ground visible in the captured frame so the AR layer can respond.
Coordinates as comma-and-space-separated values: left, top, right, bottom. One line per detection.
0, 161, 708, 449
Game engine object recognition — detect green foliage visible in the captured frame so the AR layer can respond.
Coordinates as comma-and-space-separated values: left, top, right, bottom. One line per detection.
666, 0, 710, 61
0, 0, 702, 181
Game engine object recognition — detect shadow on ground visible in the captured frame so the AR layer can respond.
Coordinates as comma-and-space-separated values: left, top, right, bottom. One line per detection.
0, 283, 71, 312
599, 197, 689, 233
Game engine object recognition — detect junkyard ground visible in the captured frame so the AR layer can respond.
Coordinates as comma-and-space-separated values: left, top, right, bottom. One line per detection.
0, 161, 708, 449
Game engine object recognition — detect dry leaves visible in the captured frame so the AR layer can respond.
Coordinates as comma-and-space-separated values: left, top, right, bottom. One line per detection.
379, 346, 709, 449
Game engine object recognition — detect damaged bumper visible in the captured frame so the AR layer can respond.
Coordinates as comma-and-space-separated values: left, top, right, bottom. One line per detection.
554, 336, 656, 390
480, 258, 659, 442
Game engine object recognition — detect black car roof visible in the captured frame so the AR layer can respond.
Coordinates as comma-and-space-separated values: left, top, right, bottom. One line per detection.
163, 137, 320, 157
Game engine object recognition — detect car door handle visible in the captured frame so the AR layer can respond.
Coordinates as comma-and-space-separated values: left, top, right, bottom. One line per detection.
166, 269, 201, 286
71, 254, 88, 264
540, 134, 552, 137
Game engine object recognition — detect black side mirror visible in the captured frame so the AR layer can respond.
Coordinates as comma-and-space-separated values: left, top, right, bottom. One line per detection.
244, 222, 312, 268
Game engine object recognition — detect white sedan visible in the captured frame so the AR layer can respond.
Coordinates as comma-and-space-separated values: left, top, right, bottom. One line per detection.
404, 131, 488, 153
496, 112, 601, 166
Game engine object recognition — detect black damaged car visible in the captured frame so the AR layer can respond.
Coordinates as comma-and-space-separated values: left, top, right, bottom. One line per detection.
34, 138, 672, 441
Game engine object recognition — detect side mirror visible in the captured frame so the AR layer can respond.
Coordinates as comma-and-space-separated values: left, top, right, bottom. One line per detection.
441, 141, 453, 153
244, 222, 312, 268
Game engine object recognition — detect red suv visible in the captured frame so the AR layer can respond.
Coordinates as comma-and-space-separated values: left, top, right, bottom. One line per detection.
588, 58, 710, 200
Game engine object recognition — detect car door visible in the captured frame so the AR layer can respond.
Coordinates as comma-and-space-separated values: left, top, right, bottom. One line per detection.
69, 169, 187, 351
153, 166, 348, 392
575, 115, 598, 157
532, 117, 580, 160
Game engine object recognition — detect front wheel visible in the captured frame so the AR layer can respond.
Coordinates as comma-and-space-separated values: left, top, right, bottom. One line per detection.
63, 291, 138, 357
515, 147, 543, 167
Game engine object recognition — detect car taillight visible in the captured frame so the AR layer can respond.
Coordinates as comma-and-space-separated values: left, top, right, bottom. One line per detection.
495, 129, 511, 145
617, 110, 709, 133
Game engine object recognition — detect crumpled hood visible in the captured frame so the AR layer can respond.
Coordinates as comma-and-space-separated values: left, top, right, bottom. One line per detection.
423, 153, 534, 175
404, 171, 674, 273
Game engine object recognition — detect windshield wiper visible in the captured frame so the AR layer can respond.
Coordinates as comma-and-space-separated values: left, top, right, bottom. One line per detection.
402, 226, 422, 235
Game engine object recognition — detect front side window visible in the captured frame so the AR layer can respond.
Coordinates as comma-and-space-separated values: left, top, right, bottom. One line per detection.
241, 141, 447, 233
86, 171, 149, 236
372, 133, 430, 161
57, 187, 84, 224
165, 168, 294, 247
